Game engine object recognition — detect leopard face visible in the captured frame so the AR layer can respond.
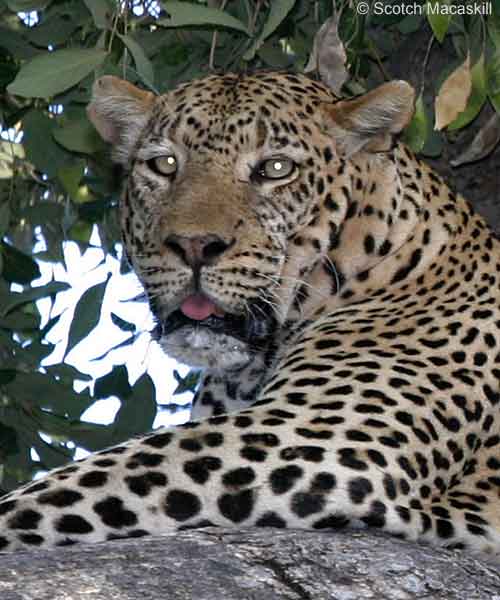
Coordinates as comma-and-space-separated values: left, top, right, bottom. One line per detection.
88, 72, 413, 372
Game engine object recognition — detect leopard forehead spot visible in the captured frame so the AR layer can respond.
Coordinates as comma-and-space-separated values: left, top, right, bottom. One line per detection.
0, 70, 500, 563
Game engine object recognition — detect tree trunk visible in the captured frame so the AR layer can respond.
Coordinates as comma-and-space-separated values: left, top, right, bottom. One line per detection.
0, 528, 499, 599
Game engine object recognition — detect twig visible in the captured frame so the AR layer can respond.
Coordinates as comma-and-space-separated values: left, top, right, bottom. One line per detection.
209, 0, 229, 71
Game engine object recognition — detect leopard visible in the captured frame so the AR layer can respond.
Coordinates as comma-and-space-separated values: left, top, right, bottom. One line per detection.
0, 68, 500, 561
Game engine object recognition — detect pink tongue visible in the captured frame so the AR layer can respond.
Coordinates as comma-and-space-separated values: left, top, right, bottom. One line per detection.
180, 294, 219, 321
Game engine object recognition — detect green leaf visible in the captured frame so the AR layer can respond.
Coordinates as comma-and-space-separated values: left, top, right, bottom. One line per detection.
83, 0, 113, 29
159, 1, 249, 34
448, 54, 487, 131
22, 111, 70, 177
53, 118, 103, 154
65, 274, 110, 357
94, 365, 131, 399
117, 33, 155, 87
4, 374, 93, 419
0, 241, 40, 284
113, 372, 156, 438
32, 436, 74, 470
66, 420, 115, 452
426, 0, 452, 43
45, 362, 92, 384
31, 409, 113, 452
7, 48, 107, 98
173, 368, 200, 395
403, 93, 428, 153
1, 281, 69, 316
244, 0, 296, 60
111, 312, 136, 333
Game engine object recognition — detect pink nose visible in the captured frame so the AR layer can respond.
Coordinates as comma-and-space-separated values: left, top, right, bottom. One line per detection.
163, 234, 232, 268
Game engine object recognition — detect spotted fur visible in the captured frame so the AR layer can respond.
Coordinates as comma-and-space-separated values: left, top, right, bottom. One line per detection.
1, 71, 500, 559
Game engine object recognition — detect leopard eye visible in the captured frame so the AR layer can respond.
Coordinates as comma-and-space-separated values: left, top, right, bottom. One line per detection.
254, 157, 296, 181
147, 155, 177, 177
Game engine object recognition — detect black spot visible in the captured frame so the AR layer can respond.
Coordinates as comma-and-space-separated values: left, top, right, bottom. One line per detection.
295, 427, 333, 440
184, 456, 222, 484
364, 234, 375, 254
143, 432, 173, 448
310, 472, 336, 492
0, 537, 9, 550
93, 496, 138, 528
383, 474, 397, 500
396, 506, 411, 523
222, 467, 256, 487
179, 438, 203, 452
0, 500, 17, 516
256, 512, 286, 528
93, 459, 116, 468
19, 533, 44, 546
56, 515, 94, 534
108, 529, 150, 540
127, 452, 164, 468
398, 456, 418, 479
165, 489, 201, 521
240, 446, 267, 462
346, 430, 372, 442
313, 514, 349, 529
338, 448, 368, 471
38, 489, 83, 507
79, 471, 108, 487
291, 491, 325, 517
241, 433, 280, 447
8, 509, 42, 530
391, 248, 422, 284
125, 472, 168, 496
270, 465, 303, 494
361, 500, 387, 528
234, 416, 254, 427
280, 446, 325, 462
204, 432, 224, 447
436, 519, 454, 539
218, 489, 254, 522
348, 477, 373, 504
367, 449, 387, 467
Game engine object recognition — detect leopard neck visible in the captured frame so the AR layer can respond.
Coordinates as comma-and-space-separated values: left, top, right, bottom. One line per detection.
283, 143, 468, 328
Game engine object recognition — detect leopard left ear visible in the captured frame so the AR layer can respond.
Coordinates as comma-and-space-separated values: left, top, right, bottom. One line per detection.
322, 81, 415, 157
87, 76, 155, 164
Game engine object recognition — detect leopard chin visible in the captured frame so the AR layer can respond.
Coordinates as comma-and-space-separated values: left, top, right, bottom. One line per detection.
152, 301, 276, 371
159, 325, 253, 371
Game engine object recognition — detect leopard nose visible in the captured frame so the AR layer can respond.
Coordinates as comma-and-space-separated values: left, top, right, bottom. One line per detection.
164, 234, 233, 268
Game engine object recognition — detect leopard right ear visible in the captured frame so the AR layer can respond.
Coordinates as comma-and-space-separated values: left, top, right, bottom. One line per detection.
87, 76, 155, 164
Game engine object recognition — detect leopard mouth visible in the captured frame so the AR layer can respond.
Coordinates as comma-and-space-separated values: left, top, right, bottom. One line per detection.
153, 294, 275, 345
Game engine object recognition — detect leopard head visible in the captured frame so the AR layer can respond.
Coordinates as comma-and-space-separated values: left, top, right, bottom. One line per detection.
88, 72, 414, 371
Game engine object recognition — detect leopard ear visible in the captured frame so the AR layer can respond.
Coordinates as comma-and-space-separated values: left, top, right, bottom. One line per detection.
87, 76, 155, 164
322, 81, 415, 157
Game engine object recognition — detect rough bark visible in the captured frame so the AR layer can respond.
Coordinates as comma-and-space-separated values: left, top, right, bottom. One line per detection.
0, 528, 499, 600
